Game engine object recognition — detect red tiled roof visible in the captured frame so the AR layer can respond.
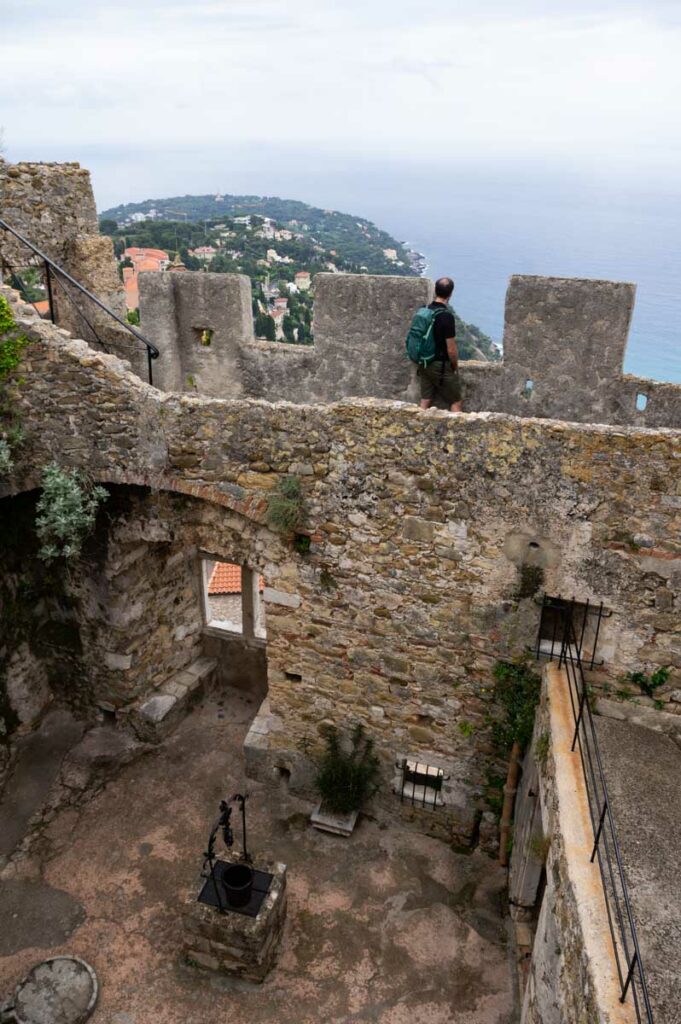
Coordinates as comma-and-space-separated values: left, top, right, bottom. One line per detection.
208, 562, 264, 594
124, 275, 139, 311
136, 258, 161, 273
209, 562, 241, 594
125, 247, 169, 260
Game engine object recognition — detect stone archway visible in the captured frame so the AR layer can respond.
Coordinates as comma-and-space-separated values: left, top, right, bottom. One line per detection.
0, 479, 286, 743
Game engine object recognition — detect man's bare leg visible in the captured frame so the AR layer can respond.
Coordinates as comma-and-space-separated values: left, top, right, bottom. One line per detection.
420, 399, 433, 409
450, 401, 463, 413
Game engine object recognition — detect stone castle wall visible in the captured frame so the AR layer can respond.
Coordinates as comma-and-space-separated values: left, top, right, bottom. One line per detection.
512, 668, 637, 1024
0, 160, 145, 373
140, 268, 681, 428
3, 159, 680, 428
2, 285, 679, 842
140, 271, 429, 404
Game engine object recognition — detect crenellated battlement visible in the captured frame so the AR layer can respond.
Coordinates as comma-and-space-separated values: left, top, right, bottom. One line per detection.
139, 268, 681, 428
2, 157, 679, 427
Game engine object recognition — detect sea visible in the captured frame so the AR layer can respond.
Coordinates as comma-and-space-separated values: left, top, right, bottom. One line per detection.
356, 166, 681, 385
24, 143, 681, 384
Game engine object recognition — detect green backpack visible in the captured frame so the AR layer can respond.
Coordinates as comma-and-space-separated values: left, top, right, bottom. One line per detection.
405, 305, 448, 367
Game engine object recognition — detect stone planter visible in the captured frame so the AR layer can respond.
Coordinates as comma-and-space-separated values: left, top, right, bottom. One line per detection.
310, 802, 359, 837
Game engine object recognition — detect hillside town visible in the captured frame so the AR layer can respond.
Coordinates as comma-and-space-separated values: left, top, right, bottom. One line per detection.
103, 202, 497, 356
109, 210, 396, 343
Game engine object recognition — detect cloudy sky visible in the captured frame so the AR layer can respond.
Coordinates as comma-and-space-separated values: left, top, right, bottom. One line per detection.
2, 0, 681, 205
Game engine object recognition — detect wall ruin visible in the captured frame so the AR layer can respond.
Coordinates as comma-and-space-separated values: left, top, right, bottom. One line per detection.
2, 159, 679, 429
2, 283, 679, 844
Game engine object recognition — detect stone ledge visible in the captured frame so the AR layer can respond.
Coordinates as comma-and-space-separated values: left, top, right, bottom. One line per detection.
127, 657, 217, 743
201, 625, 267, 648
596, 697, 681, 749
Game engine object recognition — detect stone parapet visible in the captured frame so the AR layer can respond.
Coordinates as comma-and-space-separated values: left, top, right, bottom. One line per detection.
512, 667, 636, 1024
138, 267, 681, 427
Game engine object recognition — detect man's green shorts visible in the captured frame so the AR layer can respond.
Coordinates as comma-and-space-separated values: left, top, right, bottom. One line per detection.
418, 362, 462, 405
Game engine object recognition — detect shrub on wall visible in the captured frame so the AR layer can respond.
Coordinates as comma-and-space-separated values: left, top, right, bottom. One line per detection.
0, 295, 29, 476
35, 464, 108, 562
491, 659, 542, 754
266, 474, 305, 536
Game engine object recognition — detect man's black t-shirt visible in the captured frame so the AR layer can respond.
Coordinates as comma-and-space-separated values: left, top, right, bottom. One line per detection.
428, 301, 456, 363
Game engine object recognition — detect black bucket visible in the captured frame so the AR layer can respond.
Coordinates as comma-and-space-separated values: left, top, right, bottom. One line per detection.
222, 863, 253, 908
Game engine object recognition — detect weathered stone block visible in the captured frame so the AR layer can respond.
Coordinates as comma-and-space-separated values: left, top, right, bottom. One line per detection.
263, 588, 301, 609
403, 517, 435, 543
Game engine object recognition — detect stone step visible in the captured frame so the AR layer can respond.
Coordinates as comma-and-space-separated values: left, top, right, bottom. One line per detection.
127, 657, 217, 743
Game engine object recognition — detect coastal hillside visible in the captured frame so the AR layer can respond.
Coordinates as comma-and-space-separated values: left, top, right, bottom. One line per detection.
99, 193, 500, 359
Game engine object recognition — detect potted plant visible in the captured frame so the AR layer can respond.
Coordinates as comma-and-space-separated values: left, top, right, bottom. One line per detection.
310, 724, 381, 836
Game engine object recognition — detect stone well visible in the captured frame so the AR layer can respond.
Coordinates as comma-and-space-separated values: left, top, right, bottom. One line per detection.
181, 857, 287, 982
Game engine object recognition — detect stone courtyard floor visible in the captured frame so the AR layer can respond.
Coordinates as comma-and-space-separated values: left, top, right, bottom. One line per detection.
0, 688, 517, 1024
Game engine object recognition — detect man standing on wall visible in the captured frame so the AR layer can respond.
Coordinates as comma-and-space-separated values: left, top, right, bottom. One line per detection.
415, 277, 463, 413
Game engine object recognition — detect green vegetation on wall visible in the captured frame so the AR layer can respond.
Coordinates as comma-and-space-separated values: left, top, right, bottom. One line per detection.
627, 665, 670, 697
36, 464, 108, 562
266, 475, 306, 538
490, 659, 542, 754
0, 295, 29, 477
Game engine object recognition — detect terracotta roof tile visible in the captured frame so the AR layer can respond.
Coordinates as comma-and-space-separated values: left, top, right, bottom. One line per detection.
208, 562, 264, 594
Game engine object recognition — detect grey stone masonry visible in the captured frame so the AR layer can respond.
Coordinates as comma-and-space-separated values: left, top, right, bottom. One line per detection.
0, 159, 137, 369
181, 857, 287, 982
127, 656, 217, 743
311, 272, 430, 402
137, 267, 680, 427
139, 271, 253, 397
2, 155, 680, 426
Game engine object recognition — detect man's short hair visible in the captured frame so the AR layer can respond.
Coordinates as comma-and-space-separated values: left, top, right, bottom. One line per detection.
435, 277, 455, 299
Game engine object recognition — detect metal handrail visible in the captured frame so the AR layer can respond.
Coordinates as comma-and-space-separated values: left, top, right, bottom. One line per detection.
556, 603, 654, 1022
0, 217, 159, 385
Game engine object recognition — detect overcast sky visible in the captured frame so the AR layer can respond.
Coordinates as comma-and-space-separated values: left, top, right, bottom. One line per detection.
2, 0, 681, 204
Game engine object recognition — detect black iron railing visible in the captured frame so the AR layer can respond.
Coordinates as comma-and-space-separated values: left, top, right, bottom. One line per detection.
0, 217, 159, 385
542, 602, 654, 1022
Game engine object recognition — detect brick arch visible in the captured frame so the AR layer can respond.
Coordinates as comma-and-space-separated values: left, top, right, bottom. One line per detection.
95, 469, 271, 529
0, 479, 281, 717
5, 467, 271, 533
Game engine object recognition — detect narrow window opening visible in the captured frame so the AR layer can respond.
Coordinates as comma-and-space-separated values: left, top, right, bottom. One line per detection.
528, 541, 540, 550
284, 671, 302, 682
523, 379, 534, 398
397, 758, 447, 809
537, 596, 607, 668
195, 327, 214, 347
201, 558, 266, 637
635, 392, 648, 412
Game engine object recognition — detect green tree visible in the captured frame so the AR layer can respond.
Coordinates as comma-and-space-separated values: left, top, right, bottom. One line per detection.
282, 315, 296, 343
99, 218, 118, 235
255, 313, 276, 341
